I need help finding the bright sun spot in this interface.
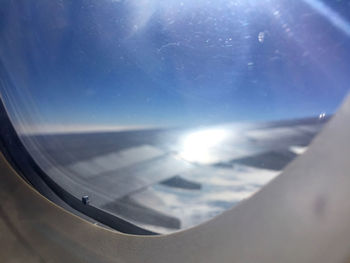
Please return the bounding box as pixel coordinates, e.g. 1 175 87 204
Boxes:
178 128 228 164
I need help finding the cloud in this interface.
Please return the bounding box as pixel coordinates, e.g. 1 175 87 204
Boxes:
18 124 158 135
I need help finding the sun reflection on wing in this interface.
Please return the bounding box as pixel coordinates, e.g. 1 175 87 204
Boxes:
178 128 229 164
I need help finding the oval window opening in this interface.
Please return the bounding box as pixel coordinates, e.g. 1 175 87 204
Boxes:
0 0 349 234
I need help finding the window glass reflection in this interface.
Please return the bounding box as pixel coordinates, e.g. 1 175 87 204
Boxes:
0 0 349 233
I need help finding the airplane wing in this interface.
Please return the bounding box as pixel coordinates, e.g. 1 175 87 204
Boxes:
20 117 328 233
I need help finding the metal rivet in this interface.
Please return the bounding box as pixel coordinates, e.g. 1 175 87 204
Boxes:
82 195 89 205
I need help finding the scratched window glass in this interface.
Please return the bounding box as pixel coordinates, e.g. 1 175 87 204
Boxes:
0 0 349 233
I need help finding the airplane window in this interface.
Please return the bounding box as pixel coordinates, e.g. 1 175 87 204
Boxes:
0 0 349 234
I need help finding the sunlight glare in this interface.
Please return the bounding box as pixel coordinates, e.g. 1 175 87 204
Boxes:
178 128 228 164
302 0 350 36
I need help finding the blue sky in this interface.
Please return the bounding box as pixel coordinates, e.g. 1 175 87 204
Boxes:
1 0 350 131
